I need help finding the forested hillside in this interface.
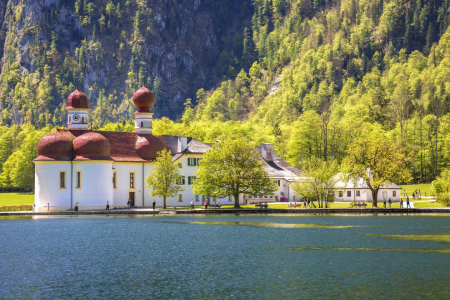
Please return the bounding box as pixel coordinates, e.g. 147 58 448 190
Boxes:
2 0 450 191
0 0 252 123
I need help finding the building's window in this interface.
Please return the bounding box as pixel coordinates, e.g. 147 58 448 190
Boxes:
393 191 397 197
265 196 268 199
69 117 71 124
347 191 351 197
202 195 206 202
177 176 186 185
275 196 279 202
293 195 297 201
356 190 360 197
195 195 200 202
130 172 135 189
76 171 81 189
113 171 117 189
59 171 66 189
188 157 202 166
178 163 182 168
188 176 196 185
212 197 217 203
178 194 183 202
274 180 280 186
338 191 343 197
228 196 233 202
141 121 143 127
82 117 84 123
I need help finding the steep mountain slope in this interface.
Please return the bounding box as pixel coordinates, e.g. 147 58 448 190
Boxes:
0 0 252 124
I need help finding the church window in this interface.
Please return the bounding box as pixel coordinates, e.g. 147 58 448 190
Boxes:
59 171 66 189
130 172 135 189
113 172 117 189
347 191 351 197
188 176 196 185
69 117 71 124
76 171 81 189
82 117 84 123
188 157 202 166
177 176 186 185
338 191 343 197
228 196 233 202
178 194 183 202
141 121 143 127
195 195 200 202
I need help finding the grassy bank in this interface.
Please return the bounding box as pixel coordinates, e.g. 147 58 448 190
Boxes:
399 183 433 197
0 193 34 206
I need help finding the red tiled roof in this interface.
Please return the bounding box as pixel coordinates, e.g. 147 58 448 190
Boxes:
35 129 167 162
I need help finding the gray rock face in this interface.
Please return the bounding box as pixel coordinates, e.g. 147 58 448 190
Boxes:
0 0 250 120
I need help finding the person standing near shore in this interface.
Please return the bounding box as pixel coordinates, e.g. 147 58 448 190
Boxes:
74 202 79 212
388 198 392 209
152 199 156 210
190 200 194 209
384 199 386 208
307 198 311 208
400 198 403 208
127 199 131 209
106 201 110 211
407 196 411 208
33 203 36 212
47 203 50 211
204 201 208 209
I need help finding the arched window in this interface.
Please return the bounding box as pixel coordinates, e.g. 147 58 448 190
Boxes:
69 117 71 124
141 121 143 128
82 117 84 123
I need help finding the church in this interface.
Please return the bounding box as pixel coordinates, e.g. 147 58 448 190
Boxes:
33 85 302 211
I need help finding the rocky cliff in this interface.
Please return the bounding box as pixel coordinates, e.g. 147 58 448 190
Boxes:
0 0 252 123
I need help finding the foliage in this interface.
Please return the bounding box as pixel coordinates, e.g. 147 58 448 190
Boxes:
291 157 340 208
192 136 277 208
145 149 184 209
431 168 450 206
341 130 412 207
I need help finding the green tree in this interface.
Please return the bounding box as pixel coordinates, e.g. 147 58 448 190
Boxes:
146 149 184 209
431 168 450 206
291 157 340 208
192 137 277 208
341 131 411 207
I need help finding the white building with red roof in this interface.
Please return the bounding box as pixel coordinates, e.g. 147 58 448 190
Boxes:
33 86 302 211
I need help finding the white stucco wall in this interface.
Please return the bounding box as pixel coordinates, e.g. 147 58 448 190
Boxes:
334 189 401 202
35 162 72 211
72 161 113 208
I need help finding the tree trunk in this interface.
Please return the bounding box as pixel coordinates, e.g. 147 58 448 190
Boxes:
234 192 240 208
372 188 378 208
163 196 166 209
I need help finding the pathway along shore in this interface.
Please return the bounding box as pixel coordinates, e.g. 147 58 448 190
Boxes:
1 207 450 216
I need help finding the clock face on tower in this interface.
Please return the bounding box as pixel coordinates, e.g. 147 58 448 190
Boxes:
73 114 80 123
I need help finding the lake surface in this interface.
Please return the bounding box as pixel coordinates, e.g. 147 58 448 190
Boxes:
1 214 450 299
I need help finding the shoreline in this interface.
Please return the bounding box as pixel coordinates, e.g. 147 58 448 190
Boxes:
1 207 450 216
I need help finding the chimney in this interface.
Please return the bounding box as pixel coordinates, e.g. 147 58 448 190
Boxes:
177 137 188 153
261 143 273 162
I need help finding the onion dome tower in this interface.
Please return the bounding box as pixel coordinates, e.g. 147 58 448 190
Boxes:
66 87 90 130
73 132 112 160
35 130 74 161
132 85 155 134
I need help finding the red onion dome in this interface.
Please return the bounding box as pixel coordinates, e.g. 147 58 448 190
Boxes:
136 134 166 161
73 132 112 161
35 130 74 161
132 85 155 112
66 86 90 109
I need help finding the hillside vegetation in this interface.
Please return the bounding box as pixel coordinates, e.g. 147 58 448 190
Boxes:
1 0 450 191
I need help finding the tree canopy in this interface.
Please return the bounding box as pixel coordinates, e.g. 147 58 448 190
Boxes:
341 130 412 207
192 137 277 208
145 149 184 209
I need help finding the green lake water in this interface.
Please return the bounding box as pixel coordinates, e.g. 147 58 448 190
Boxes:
1 214 450 299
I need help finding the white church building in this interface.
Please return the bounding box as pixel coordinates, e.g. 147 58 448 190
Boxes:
33 85 302 211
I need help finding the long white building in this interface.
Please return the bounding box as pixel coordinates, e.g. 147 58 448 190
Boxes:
33 86 302 211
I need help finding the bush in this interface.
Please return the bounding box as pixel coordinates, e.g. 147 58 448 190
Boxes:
0 205 33 211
